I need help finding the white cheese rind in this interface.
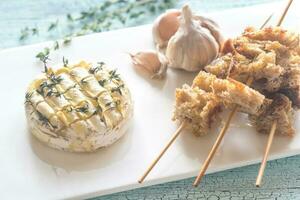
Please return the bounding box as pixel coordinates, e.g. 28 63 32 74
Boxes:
25 61 133 152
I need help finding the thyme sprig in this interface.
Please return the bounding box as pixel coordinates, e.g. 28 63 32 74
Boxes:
36 73 63 97
36 47 50 73
19 27 38 41
21 0 176 61
89 67 100 74
89 62 105 74
48 73 63 84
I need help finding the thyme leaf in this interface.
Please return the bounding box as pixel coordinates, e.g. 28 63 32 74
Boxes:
80 77 89 85
63 56 69 67
63 36 72 45
109 69 120 81
98 79 106 87
36 111 57 129
111 84 124 95
48 20 59 31
75 104 89 113
19 27 39 40
92 105 102 116
67 13 73 21
25 92 33 104
53 41 59 50
89 67 100 74
89 62 105 74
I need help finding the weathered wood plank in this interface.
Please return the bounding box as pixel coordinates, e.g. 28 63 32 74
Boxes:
95 156 300 200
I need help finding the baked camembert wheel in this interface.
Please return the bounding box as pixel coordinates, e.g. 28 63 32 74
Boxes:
25 61 133 152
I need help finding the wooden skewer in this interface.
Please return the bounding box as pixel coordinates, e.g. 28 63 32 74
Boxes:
260 13 274 29
255 0 293 187
276 0 293 26
138 122 186 183
193 106 238 186
193 77 254 187
194 0 294 187
255 121 277 187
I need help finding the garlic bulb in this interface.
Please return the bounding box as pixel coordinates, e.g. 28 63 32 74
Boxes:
130 50 168 79
152 9 181 49
166 5 222 72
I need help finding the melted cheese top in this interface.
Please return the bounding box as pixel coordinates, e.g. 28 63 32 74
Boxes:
25 61 131 135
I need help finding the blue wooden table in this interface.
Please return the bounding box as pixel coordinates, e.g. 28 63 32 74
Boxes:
1 0 300 199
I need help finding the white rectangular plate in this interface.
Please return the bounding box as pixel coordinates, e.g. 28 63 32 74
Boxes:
1 1 300 199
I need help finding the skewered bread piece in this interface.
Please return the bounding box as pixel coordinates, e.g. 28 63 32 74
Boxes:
192 71 267 115
234 27 300 100
173 71 270 135
25 61 133 152
278 63 300 107
249 94 295 136
173 85 221 136
206 26 300 107
205 51 284 85
242 27 299 49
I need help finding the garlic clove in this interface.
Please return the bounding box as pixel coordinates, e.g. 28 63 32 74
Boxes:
199 17 225 51
129 50 168 79
152 9 181 48
166 4 221 72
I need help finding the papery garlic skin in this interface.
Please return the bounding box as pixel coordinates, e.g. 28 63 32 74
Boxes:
197 16 225 51
130 50 168 79
152 9 181 49
166 5 221 72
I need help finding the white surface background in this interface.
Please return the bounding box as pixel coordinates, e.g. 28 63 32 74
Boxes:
0 1 300 199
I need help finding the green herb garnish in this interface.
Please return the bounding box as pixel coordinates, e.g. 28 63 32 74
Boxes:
111 84 124 95
63 56 69 67
36 111 57 129
92 105 103 116
48 20 59 31
25 92 33 104
98 79 107 87
75 104 89 113
36 47 50 73
105 101 116 108
80 77 89 85
53 41 59 50
20 0 176 62
109 69 120 81
48 73 63 84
